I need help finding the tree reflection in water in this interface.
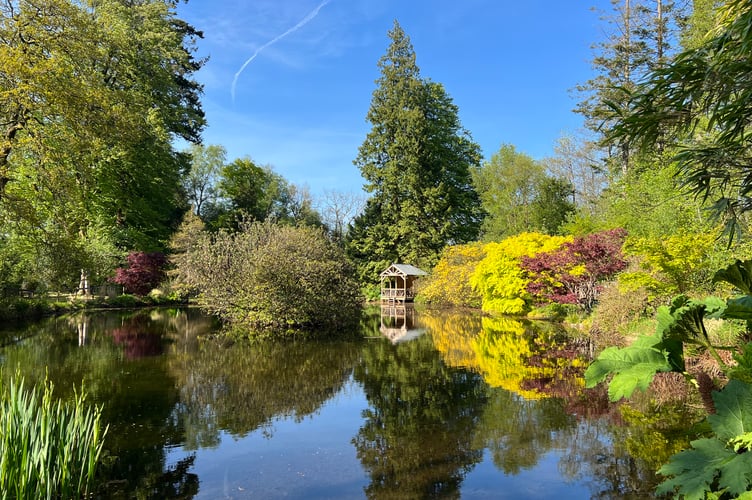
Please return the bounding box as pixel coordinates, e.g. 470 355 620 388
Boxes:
0 308 209 498
420 307 683 498
353 334 487 499
167 337 362 447
111 313 166 358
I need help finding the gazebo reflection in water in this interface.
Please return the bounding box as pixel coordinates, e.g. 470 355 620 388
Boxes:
379 303 426 343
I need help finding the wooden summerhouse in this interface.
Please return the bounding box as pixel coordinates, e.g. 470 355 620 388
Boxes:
380 263 427 303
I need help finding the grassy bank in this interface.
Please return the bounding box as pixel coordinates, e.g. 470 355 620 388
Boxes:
0 293 188 322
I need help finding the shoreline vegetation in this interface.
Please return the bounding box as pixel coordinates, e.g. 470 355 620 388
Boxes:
0 375 107 499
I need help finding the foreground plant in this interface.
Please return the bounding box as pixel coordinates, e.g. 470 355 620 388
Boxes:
585 260 752 498
0 375 108 499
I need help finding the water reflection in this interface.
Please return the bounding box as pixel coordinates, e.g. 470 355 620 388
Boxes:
379 304 426 343
422 309 586 401
354 333 487 498
0 307 696 498
168 338 361 445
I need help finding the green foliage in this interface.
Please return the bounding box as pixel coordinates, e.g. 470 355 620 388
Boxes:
0 0 204 289
347 21 483 281
184 144 226 219
473 144 575 238
105 294 139 309
183 221 362 334
473 144 545 240
620 231 719 299
419 242 485 308
530 176 576 235
657 380 752 499
166 210 207 298
587 259 752 498
714 259 752 295
585 295 727 401
608 0 752 238
584 332 678 401
470 232 570 315
0 375 107 499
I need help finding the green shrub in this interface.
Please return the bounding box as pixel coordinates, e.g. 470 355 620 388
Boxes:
0 375 107 498
360 283 381 303
105 294 139 308
183 221 362 333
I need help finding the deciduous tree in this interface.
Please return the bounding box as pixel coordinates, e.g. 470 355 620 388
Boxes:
113 252 168 296
0 0 205 289
472 144 544 240
184 144 226 219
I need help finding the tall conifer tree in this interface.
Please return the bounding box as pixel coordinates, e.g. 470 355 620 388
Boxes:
347 21 483 282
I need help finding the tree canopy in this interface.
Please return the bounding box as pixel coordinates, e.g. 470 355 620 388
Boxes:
608 0 752 238
0 0 205 290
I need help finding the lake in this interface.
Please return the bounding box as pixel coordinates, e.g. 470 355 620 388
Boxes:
0 306 691 499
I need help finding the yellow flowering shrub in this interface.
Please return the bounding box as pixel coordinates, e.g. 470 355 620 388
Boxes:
419 242 485 308
470 232 570 315
619 231 718 299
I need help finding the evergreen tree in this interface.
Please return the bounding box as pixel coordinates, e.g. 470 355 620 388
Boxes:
347 21 483 282
575 0 687 176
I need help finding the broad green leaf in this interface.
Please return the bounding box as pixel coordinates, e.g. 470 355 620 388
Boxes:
584 338 672 401
714 259 752 294
717 452 752 497
729 343 752 384
658 380 752 498
657 438 732 499
656 295 724 349
723 295 752 320
708 379 752 441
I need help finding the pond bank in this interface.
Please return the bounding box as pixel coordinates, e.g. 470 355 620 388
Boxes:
0 294 188 322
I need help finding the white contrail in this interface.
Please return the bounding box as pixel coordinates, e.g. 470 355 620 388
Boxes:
231 0 331 101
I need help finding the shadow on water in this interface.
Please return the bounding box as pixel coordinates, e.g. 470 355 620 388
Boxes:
0 306 698 499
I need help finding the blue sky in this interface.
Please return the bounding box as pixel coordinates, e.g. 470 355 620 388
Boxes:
176 0 613 196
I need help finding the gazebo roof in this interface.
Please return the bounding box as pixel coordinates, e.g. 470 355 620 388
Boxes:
380 263 427 278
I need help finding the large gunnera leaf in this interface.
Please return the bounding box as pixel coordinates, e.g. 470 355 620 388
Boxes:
714 259 752 294
584 334 674 401
656 295 725 349
657 380 752 498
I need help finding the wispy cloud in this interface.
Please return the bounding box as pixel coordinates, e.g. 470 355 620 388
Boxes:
231 0 331 102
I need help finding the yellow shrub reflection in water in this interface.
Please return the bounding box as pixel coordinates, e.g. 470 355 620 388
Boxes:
423 310 483 369
425 310 585 400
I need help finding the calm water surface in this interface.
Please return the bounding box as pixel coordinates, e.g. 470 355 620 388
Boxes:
0 306 689 499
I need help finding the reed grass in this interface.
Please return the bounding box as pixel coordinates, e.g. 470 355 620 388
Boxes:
0 375 108 499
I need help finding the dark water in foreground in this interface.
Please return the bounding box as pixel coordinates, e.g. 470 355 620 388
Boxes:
0 307 691 499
